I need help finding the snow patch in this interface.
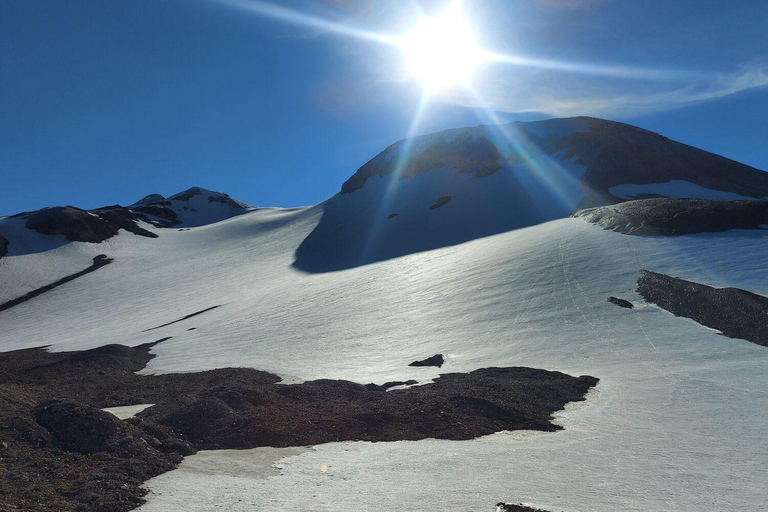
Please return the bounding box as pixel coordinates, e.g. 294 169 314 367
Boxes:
102 404 154 420
609 180 761 201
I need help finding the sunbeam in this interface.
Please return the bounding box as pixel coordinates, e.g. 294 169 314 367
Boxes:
216 0 400 45
482 51 692 81
359 93 431 265
214 0 683 92
463 84 597 213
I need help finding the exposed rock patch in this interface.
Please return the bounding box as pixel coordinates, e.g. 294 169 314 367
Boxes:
23 206 157 242
132 204 182 227
142 305 222 331
607 296 633 309
496 503 551 512
0 341 597 511
637 269 768 347
0 234 8 258
429 196 453 210
409 354 445 367
575 198 768 236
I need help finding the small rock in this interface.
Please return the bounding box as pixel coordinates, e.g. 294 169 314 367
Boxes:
409 354 445 368
607 296 634 309
429 196 452 210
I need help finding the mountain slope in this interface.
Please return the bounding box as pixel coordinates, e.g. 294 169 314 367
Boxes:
1 117 768 511
1 205 767 512
0 187 252 260
295 117 768 272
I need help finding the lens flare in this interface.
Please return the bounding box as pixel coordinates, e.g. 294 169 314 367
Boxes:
399 2 484 93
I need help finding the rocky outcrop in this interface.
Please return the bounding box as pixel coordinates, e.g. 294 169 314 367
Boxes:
0 234 8 258
607 296 633 308
409 354 445 367
575 198 768 236
0 340 597 511
23 206 156 242
131 204 181 226
429 196 452 210
637 270 768 347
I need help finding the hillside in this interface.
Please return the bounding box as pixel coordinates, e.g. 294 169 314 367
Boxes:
1 118 767 511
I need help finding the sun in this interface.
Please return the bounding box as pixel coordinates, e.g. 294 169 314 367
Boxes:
399 2 485 93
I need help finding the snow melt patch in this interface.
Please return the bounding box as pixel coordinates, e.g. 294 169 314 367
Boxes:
609 180 761 201
140 447 309 510
102 404 154 420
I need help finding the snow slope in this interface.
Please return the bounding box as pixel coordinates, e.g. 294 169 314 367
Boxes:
2 117 768 511
1 204 767 511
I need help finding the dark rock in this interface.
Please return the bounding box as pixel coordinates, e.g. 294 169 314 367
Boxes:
429 196 453 210
409 354 445 367
142 305 221 331
208 194 250 209
0 233 8 258
607 296 633 308
132 204 181 225
496 503 550 512
575 198 768 236
0 340 597 510
381 380 418 390
637 269 768 347
24 205 157 243
34 402 135 455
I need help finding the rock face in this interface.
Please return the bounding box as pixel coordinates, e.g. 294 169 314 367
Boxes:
575 198 768 236
0 234 8 258
295 117 768 272
637 270 768 347
0 341 597 511
24 206 157 242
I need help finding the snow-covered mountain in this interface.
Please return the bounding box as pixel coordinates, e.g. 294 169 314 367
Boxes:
0 187 252 260
1 118 768 512
296 117 768 271
130 187 253 228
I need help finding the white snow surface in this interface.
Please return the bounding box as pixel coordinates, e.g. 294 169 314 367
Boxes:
1 206 768 511
609 180 763 201
102 404 154 420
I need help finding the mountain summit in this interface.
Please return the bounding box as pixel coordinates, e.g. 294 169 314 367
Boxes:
294 117 768 272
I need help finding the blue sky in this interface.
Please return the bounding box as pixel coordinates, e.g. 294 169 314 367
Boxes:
1 0 767 215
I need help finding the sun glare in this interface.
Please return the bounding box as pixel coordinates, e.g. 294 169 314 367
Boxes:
399 2 485 93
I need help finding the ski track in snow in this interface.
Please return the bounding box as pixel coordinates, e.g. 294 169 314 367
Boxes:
1 208 768 512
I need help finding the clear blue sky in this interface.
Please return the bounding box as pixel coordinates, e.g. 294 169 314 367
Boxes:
1 0 767 215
